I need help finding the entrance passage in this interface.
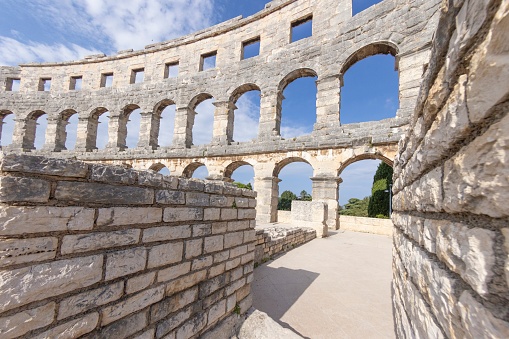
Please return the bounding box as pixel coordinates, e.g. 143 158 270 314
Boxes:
252 230 394 338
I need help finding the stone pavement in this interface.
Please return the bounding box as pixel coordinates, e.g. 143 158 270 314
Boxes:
251 230 395 339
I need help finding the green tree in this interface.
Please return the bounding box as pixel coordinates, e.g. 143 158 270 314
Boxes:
367 162 393 218
299 190 312 201
278 190 297 211
233 182 252 190
340 197 370 217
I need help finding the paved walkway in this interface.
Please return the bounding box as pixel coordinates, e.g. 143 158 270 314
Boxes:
251 230 395 339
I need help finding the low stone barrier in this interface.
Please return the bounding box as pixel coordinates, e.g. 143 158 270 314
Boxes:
254 227 316 266
339 215 393 236
0 153 257 339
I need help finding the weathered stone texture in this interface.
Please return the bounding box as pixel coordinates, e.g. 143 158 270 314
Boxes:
0 302 55 339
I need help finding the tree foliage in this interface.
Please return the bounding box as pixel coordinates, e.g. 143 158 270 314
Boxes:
277 190 312 210
367 162 393 218
340 197 370 217
233 182 252 190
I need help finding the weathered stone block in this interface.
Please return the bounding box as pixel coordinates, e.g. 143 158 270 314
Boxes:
90 164 137 184
97 207 162 226
0 177 50 203
238 208 256 219
175 311 207 339
224 232 244 249
503 228 509 288
55 181 154 205
178 178 205 191
156 306 192 338
0 206 94 235
33 312 99 339
0 154 89 177
105 248 147 280
147 242 183 268
138 171 178 189
163 207 203 222
61 229 140 254
156 190 186 204
192 223 212 237
157 262 191 283
0 302 55 338
204 235 224 253
143 225 191 243
0 255 103 312
94 310 148 339
150 287 198 323
126 272 156 294
0 237 57 268
204 208 221 220
186 192 210 206
221 208 237 220
227 220 250 232
185 239 203 259
165 270 207 295
208 299 226 325
192 255 213 271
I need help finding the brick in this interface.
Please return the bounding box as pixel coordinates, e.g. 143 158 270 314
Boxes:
175 311 206 339
126 272 156 294
0 206 94 235
207 299 226 325
238 208 256 219
156 190 185 204
192 256 213 271
210 196 229 207
93 310 148 339
55 181 154 205
192 223 211 237
227 220 249 232
156 306 192 338
106 248 147 280
138 171 178 189
0 302 55 338
230 245 248 258
166 270 207 295
178 178 205 191
97 207 162 226
220 208 237 220
163 207 203 222
0 255 103 312
234 197 249 208
0 237 57 268
143 225 191 242
90 164 137 184
58 282 124 320
209 263 225 278
61 229 140 254
186 192 210 206
148 242 183 268
185 238 203 259
204 235 224 253
158 262 191 283
0 176 50 202
204 208 220 220
1 154 88 177
211 222 227 234
33 312 99 339
150 287 198 323
224 232 244 248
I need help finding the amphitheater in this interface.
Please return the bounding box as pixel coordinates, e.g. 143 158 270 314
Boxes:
0 0 508 338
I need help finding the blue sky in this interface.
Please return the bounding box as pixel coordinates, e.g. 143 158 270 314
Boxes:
0 0 393 205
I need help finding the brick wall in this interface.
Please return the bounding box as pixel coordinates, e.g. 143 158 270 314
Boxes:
0 154 257 339
392 0 509 337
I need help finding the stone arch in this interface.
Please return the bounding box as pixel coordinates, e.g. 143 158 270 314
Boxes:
149 162 166 172
53 109 78 151
154 99 176 148
340 41 399 77
182 162 207 178
23 110 47 150
273 156 313 177
189 93 213 110
121 103 141 149
338 152 393 176
87 107 110 150
188 93 215 146
228 84 262 142
276 68 318 137
224 160 254 179
0 110 14 146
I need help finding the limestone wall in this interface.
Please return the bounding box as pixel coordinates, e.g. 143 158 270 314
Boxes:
392 0 509 337
0 153 257 339
340 215 393 236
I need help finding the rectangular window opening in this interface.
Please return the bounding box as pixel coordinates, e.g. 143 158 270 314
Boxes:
131 68 145 84
6 78 20 91
70 76 83 90
101 73 114 88
39 78 51 91
164 62 179 78
290 15 313 43
200 51 217 71
242 37 261 60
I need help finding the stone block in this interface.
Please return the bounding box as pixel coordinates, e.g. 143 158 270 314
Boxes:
204 208 221 220
156 190 186 204
163 207 203 222
178 178 205 191
55 181 154 205
148 242 183 268
204 182 223 194
0 302 55 338
61 229 140 254
227 220 250 232
165 270 207 295
93 310 148 339
192 224 212 237
212 222 228 234
209 263 226 278
234 197 249 208
150 287 198 323
101 286 165 325
175 311 206 339
157 262 191 283
290 201 327 238
33 312 99 339
138 171 178 189
238 209 256 219
0 237 57 268
192 256 213 271
106 248 147 280
207 299 226 325
156 306 192 338
127 272 156 294
503 228 509 288
204 235 224 253
225 258 241 271
210 196 229 207
0 206 94 235
224 232 244 249
185 239 203 259
0 177 50 203
186 192 210 206
0 255 103 312
58 282 124 320
221 208 238 220
0 154 89 177
90 164 137 184
134 329 156 339
143 225 191 243
97 207 162 226
230 245 248 258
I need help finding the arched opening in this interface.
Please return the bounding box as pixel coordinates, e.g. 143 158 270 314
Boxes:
61 110 78 150
182 162 208 179
124 104 141 149
154 99 176 147
27 110 47 150
278 69 318 138
274 158 313 221
190 93 215 146
90 108 110 150
225 161 255 189
230 84 261 142
150 163 170 176
352 0 383 16
0 111 15 147
340 43 399 124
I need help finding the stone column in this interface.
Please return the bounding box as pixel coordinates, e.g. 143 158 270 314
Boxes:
137 112 159 150
8 118 28 151
311 176 343 230
315 75 341 132
257 89 281 140
211 101 235 145
43 117 67 152
74 116 94 152
172 106 194 148
253 176 280 224
106 113 127 151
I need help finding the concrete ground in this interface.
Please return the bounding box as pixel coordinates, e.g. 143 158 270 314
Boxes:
251 230 395 339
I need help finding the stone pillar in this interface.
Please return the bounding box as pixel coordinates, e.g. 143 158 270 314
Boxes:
315 75 341 132
257 89 281 140
172 106 194 148
211 101 235 145
106 114 127 151
137 112 159 150
311 176 342 230
43 117 66 152
75 116 94 152
8 118 28 151
254 176 280 224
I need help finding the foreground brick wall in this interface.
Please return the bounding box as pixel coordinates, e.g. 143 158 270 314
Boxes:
0 154 256 338
392 0 509 338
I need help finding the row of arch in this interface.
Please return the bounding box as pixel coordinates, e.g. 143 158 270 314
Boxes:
0 42 399 151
